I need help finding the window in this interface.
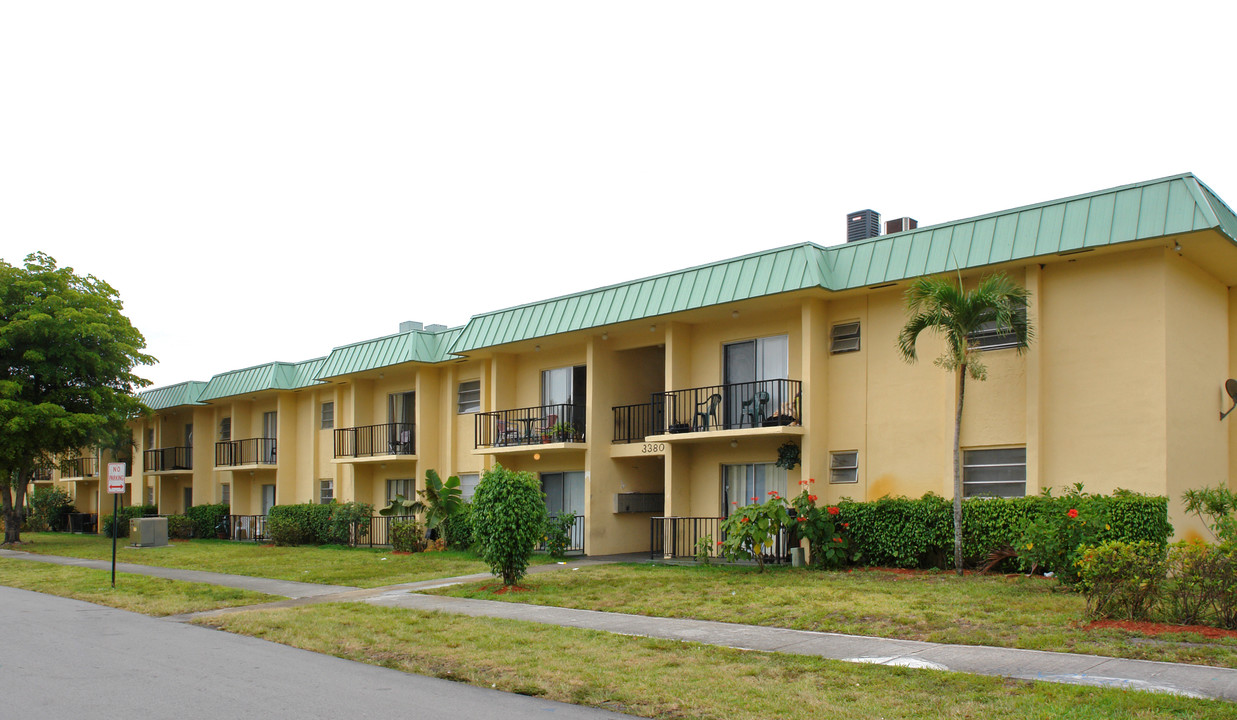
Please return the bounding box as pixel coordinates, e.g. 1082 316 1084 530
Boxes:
968 307 1027 351
145 428 155 450
219 417 231 442
458 473 480 501
386 478 414 503
962 447 1026 498
321 402 334 429
831 322 861 353
221 483 230 506
146 486 155 505
830 451 858 484
722 463 787 515
540 472 585 517
319 479 334 504
457 380 481 414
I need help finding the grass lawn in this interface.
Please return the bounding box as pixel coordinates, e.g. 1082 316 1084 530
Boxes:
429 563 1237 669
11 532 507 588
0 558 277 615
203 602 1233 719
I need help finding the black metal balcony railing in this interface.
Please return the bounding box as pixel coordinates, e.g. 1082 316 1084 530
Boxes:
475 403 586 448
651 516 790 562
31 466 54 482
612 402 654 444
215 438 277 467
652 379 801 435
59 457 99 479
143 447 193 472
228 515 269 542
334 423 415 458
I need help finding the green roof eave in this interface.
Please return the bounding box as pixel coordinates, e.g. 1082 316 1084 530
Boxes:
316 327 464 380
138 380 208 411
198 357 327 402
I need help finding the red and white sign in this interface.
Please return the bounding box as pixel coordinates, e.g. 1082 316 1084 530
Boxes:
107 463 126 494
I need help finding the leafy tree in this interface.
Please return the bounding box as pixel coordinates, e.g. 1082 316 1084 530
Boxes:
897 272 1032 575
471 463 546 586
0 253 153 544
377 469 464 543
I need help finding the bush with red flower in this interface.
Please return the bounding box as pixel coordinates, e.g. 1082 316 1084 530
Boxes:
788 490 854 568
718 493 790 572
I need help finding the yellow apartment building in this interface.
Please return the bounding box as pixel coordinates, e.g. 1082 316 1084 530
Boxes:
54 173 1237 554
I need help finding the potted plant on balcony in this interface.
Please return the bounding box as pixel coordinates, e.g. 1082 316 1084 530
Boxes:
549 421 576 443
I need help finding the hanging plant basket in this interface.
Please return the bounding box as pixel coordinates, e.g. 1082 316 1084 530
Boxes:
775 441 800 470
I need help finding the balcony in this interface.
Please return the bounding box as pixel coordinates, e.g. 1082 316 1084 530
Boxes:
617 379 804 444
333 422 416 461
59 457 99 480
475 403 586 452
30 466 54 482
144 447 193 473
215 438 277 468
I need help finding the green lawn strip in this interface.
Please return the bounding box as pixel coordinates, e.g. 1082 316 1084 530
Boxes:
12 533 508 587
202 603 1230 720
428 563 1237 669
0 558 277 616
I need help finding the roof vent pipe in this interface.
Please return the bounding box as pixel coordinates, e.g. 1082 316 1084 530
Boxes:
399 321 423 333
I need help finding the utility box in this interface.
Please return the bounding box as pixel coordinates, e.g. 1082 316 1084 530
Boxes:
129 517 168 548
614 492 665 514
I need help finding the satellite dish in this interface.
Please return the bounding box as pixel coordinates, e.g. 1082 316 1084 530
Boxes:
1223 380 1237 420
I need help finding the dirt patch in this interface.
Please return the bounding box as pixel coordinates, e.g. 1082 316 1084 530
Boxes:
479 584 531 595
1086 619 1237 640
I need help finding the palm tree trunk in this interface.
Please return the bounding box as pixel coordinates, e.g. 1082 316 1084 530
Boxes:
953 366 966 576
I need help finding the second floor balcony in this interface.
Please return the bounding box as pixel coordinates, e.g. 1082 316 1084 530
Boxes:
144 446 193 472
334 422 416 459
475 403 586 450
614 379 803 443
59 456 99 479
215 438 277 468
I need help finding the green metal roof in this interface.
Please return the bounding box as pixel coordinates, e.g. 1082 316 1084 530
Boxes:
316 327 463 379
198 357 327 402
450 173 1235 352
823 173 1236 290
450 244 830 352
138 381 207 410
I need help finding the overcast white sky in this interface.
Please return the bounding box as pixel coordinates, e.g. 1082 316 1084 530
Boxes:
3 2 1235 388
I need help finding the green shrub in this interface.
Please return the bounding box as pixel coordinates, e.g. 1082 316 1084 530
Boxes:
1160 540 1225 626
836 494 951 568
1077 540 1166 620
472 463 547 586
441 502 474 550
102 504 157 537
165 514 193 540
788 488 852 569
543 513 576 558
694 534 714 565
1212 544 1237 630
325 501 373 545
26 486 74 532
185 503 230 539
264 502 373 546
390 519 427 553
1182 485 1237 544
720 493 790 571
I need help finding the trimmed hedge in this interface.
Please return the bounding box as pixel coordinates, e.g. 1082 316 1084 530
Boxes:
266 502 374 546
441 503 474 550
166 514 193 539
836 490 1170 570
185 503 230 539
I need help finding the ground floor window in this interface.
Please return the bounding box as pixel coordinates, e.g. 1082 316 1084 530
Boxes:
221 483 230 505
458 473 480 502
319 479 334 504
962 447 1026 498
387 478 414 503
541 471 584 517
722 463 787 515
830 451 858 484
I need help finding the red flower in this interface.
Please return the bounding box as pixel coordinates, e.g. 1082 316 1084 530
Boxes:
842 522 849 529
827 506 840 516
808 494 817 503
768 491 779 496
796 517 807 523
731 501 737 505
716 540 723 545
740 517 750 524
809 478 816 484
751 497 758 502
833 537 843 543
1067 508 1079 519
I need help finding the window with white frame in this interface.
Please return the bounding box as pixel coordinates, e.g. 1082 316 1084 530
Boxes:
458 473 480 501
721 463 787 515
830 451 858 484
219 417 231 442
221 483 231 506
320 402 334 429
831 321 861 353
457 380 481 414
386 478 414 504
962 447 1026 498
319 479 334 505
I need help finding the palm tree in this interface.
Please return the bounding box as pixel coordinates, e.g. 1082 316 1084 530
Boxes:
897 273 1032 575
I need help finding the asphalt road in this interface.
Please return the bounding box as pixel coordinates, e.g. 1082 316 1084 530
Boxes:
0 586 636 720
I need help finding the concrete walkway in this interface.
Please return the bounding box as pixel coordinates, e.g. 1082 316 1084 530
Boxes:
5 548 1236 702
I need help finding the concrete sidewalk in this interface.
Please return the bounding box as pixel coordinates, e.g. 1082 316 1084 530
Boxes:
369 591 1237 702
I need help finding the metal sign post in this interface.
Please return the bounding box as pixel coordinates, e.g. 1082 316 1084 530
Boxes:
106 463 126 588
